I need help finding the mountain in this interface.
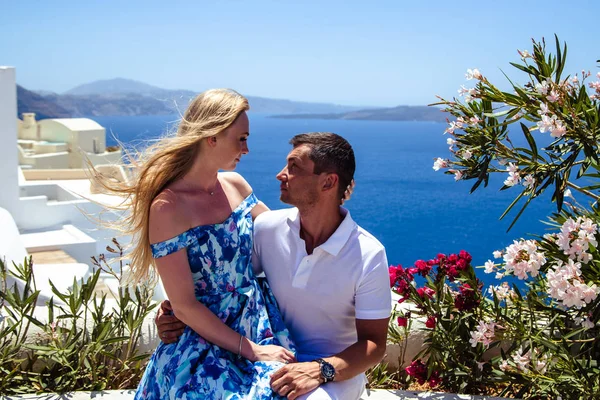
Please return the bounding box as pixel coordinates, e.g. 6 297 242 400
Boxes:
17 85 71 119
61 78 370 116
271 105 447 122
18 78 442 120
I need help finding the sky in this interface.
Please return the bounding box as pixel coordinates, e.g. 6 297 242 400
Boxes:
1 0 599 107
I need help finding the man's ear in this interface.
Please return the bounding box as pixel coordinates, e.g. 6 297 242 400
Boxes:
322 173 339 192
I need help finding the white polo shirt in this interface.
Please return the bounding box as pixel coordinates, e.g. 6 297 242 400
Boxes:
252 207 391 362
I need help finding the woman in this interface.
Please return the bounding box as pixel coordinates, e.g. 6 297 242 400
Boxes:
97 89 295 399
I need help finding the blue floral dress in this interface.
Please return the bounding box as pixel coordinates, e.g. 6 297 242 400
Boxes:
135 193 295 400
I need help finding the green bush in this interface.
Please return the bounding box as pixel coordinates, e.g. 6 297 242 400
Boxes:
0 240 157 394
383 36 600 399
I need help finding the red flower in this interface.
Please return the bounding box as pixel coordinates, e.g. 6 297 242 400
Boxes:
417 287 435 299
389 265 414 288
405 359 428 384
459 250 472 263
414 259 432 277
397 316 408 327
425 315 437 329
454 283 481 311
428 370 442 387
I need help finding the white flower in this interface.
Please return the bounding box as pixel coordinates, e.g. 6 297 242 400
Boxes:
506 162 519 173
564 189 574 199
462 149 472 160
547 90 560 103
469 320 496 348
433 158 448 171
499 360 511 372
550 119 567 138
495 272 504 279
523 174 535 188
484 260 495 273
504 172 521 187
453 170 463 181
445 120 464 134
512 347 531 372
581 318 595 329
447 138 457 146
547 258 600 308
469 116 481 126
518 49 532 59
458 85 470 95
535 80 551 95
466 68 482 80
556 217 598 264
537 114 556 133
503 239 546 280
538 103 549 116
493 250 503 259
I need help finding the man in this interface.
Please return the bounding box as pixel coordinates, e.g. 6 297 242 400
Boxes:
157 133 391 399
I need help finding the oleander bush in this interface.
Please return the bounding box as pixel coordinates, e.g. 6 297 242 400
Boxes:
0 240 157 394
373 36 600 399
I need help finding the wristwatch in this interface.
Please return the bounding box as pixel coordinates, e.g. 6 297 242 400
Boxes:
315 358 336 383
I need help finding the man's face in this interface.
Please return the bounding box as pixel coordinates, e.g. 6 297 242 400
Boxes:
276 144 321 207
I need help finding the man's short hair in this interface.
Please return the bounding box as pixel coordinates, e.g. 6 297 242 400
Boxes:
290 132 355 201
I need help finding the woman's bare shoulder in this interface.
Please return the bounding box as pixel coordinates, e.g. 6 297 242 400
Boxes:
149 190 188 243
219 171 252 197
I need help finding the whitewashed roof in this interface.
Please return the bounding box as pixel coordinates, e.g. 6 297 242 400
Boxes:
45 118 104 131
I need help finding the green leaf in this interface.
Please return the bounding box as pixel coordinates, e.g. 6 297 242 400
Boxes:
520 123 538 159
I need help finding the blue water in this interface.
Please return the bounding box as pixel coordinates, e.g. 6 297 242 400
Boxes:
91 114 558 287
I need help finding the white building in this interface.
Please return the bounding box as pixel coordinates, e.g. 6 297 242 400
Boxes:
0 66 168 308
17 113 122 169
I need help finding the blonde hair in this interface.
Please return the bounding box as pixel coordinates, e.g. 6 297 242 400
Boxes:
92 88 249 284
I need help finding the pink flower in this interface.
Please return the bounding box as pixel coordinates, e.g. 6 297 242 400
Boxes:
397 316 408 327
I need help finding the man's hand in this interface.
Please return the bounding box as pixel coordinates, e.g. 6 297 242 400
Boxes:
156 300 186 344
270 361 321 400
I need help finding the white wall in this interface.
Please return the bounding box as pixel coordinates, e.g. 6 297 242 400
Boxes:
0 67 19 214
23 152 70 169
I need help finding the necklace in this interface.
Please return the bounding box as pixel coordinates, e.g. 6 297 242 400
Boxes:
181 178 218 196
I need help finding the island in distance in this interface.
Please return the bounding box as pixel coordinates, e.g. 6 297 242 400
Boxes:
270 105 446 122
18 77 446 122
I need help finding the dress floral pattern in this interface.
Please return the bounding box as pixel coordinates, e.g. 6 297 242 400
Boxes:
135 193 295 400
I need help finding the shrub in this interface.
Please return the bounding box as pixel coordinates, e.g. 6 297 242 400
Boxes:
385 36 599 399
0 240 157 394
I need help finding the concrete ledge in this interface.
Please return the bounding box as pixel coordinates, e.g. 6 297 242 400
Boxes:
0 389 510 399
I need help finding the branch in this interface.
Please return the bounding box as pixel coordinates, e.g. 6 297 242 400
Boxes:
566 182 600 201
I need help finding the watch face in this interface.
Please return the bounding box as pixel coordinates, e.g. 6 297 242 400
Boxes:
322 362 335 379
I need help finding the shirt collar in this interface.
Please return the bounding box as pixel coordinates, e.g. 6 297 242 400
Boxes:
286 207 357 256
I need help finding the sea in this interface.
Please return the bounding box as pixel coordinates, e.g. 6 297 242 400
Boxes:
90 113 559 288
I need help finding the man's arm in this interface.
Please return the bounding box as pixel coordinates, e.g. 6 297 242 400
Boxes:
271 247 391 399
270 317 388 399
156 300 186 343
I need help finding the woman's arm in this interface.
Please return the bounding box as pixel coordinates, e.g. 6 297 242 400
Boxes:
149 196 291 362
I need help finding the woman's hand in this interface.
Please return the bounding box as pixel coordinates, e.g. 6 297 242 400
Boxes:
247 342 296 364
341 179 355 205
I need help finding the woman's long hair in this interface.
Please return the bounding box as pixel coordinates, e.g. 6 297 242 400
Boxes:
92 88 249 284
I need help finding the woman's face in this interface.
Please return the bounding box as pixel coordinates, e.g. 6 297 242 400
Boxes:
215 111 250 170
